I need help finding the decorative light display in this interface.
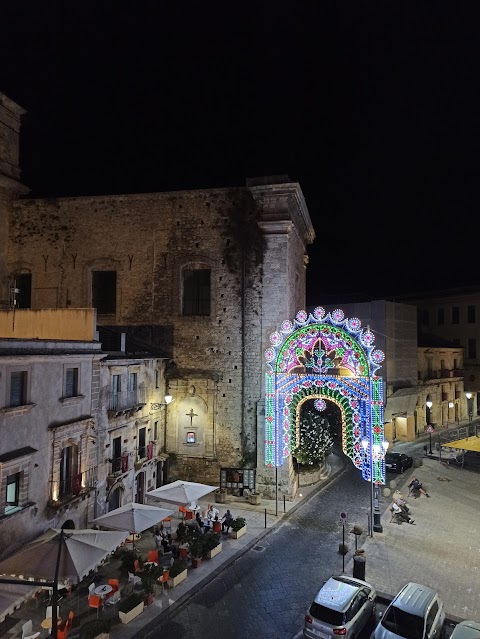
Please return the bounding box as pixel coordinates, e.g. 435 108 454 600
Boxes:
264 308 385 485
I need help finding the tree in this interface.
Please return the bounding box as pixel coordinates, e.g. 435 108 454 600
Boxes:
292 411 334 466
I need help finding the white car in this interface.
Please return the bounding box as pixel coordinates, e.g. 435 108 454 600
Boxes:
303 574 377 639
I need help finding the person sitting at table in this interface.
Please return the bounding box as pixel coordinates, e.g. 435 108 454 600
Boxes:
193 512 205 534
206 504 220 521
221 509 234 533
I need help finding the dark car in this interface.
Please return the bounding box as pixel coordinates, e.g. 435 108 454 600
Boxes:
385 452 413 474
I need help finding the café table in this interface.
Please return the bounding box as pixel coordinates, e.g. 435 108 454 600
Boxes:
94 584 113 598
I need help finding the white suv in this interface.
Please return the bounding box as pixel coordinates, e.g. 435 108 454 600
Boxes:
371 582 445 639
303 574 377 639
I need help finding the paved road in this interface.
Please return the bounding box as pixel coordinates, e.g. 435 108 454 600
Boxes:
137 455 380 639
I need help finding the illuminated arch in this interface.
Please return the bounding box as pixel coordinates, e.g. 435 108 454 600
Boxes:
264 307 386 484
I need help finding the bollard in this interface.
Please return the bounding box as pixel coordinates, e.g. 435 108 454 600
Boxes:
283 495 286 513
353 554 366 580
264 508 267 528
383 487 391 498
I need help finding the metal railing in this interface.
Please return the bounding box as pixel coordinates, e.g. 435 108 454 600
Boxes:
108 387 145 411
49 466 97 507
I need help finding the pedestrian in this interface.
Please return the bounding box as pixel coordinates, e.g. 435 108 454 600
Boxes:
408 476 430 498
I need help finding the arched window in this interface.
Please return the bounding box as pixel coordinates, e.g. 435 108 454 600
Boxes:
182 265 210 316
59 444 79 497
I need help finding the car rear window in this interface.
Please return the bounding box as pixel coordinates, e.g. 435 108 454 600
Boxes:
309 602 345 626
381 605 424 639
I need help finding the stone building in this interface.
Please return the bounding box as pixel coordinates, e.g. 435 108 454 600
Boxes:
0 92 315 499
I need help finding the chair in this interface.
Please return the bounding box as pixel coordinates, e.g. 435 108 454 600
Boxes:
185 510 194 520
22 621 40 639
147 550 159 563
162 516 172 533
178 505 187 520
128 572 142 588
157 569 169 594
212 521 222 533
107 578 119 594
88 583 96 597
88 594 102 618
105 589 120 610
133 559 141 573
57 613 73 639
179 547 190 560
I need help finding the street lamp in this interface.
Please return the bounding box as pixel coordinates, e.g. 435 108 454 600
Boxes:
150 394 174 452
361 439 388 536
466 392 473 423
426 400 433 454
361 439 372 536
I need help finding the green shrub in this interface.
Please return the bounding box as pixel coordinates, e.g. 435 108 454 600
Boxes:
79 620 111 639
169 558 187 578
201 532 221 557
230 516 246 532
117 592 144 614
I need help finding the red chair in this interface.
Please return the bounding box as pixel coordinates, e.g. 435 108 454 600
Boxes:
179 547 190 560
107 579 119 598
162 516 172 533
213 521 222 533
185 510 194 520
178 505 187 521
134 559 141 573
88 595 102 618
147 550 159 563
157 569 169 594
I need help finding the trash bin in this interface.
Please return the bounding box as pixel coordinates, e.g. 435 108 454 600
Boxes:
353 554 366 580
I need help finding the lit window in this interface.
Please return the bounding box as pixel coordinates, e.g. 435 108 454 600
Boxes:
186 432 196 444
6 473 20 512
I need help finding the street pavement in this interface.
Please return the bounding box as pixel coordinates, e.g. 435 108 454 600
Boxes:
105 440 480 639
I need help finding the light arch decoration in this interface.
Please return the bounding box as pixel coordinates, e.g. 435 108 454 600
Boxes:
264 307 386 484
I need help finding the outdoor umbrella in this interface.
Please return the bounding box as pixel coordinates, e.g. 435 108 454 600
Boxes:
91 502 175 534
145 480 218 506
0 528 129 584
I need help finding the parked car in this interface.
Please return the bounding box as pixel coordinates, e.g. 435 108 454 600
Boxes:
371 582 445 639
450 620 480 638
303 574 376 639
385 452 413 474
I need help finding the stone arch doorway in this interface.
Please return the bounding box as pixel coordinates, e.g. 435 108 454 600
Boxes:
264 307 386 495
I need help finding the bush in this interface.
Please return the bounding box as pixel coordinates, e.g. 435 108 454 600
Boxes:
117 592 144 614
119 548 137 575
230 517 246 532
80 620 111 639
169 558 188 578
139 562 162 594
201 532 221 557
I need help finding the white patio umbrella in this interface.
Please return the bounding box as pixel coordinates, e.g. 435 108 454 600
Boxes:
91 502 175 534
0 528 129 584
145 480 218 506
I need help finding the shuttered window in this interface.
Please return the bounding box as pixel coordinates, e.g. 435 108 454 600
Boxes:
10 371 27 407
65 368 79 398
183 268 211 316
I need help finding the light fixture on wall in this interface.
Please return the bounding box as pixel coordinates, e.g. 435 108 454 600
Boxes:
150 394 174 454
466 392 473 423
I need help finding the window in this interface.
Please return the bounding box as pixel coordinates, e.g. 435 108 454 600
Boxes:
421 309 429 326
154 421 158 440
186 432 196 443
65 368 79 398
468 339 476 359
452 307 460 324
11 274 32 308
6 473 20 512
437 308 445 325
138 427 146 459
111 374 121 410
468 305 476 323
183 268 211 316
112 436 122 473
10 371 27 407
426 601 439 634
60 444 79 497
92 271 117 314
155 369 159 389
128 373 137 391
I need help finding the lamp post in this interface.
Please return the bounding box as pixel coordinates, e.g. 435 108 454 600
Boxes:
150 394 173 452
361 439 373 537
426 400 433 454
466 392 473 423
362 438 388 536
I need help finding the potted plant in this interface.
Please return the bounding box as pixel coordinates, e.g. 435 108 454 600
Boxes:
168 558 188 588
188 531 204 568
139 562 161 605
201 531 222 559
248 490 262 505
214 488 227 504
79 619 111 639
230 516 247 539
118 592 144 624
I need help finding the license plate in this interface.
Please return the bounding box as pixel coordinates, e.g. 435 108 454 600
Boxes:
310 630 329 639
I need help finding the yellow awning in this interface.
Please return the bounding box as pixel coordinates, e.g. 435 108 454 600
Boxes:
442 437 480 453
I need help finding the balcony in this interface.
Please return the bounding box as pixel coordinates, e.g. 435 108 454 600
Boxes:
110 453 129 475
48 466 97 507
107 387 146 415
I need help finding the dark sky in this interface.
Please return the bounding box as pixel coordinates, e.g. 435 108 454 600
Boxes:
1 2 479 304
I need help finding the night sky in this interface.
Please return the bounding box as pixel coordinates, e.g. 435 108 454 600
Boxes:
1 2 479 305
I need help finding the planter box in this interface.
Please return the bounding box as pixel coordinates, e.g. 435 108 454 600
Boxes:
207 542 222 559
119 601 144 624
248 493 261 505
144 592 155 606
191 557 202 568
231 525 246 539
214 492 227 504
168 568 188 588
